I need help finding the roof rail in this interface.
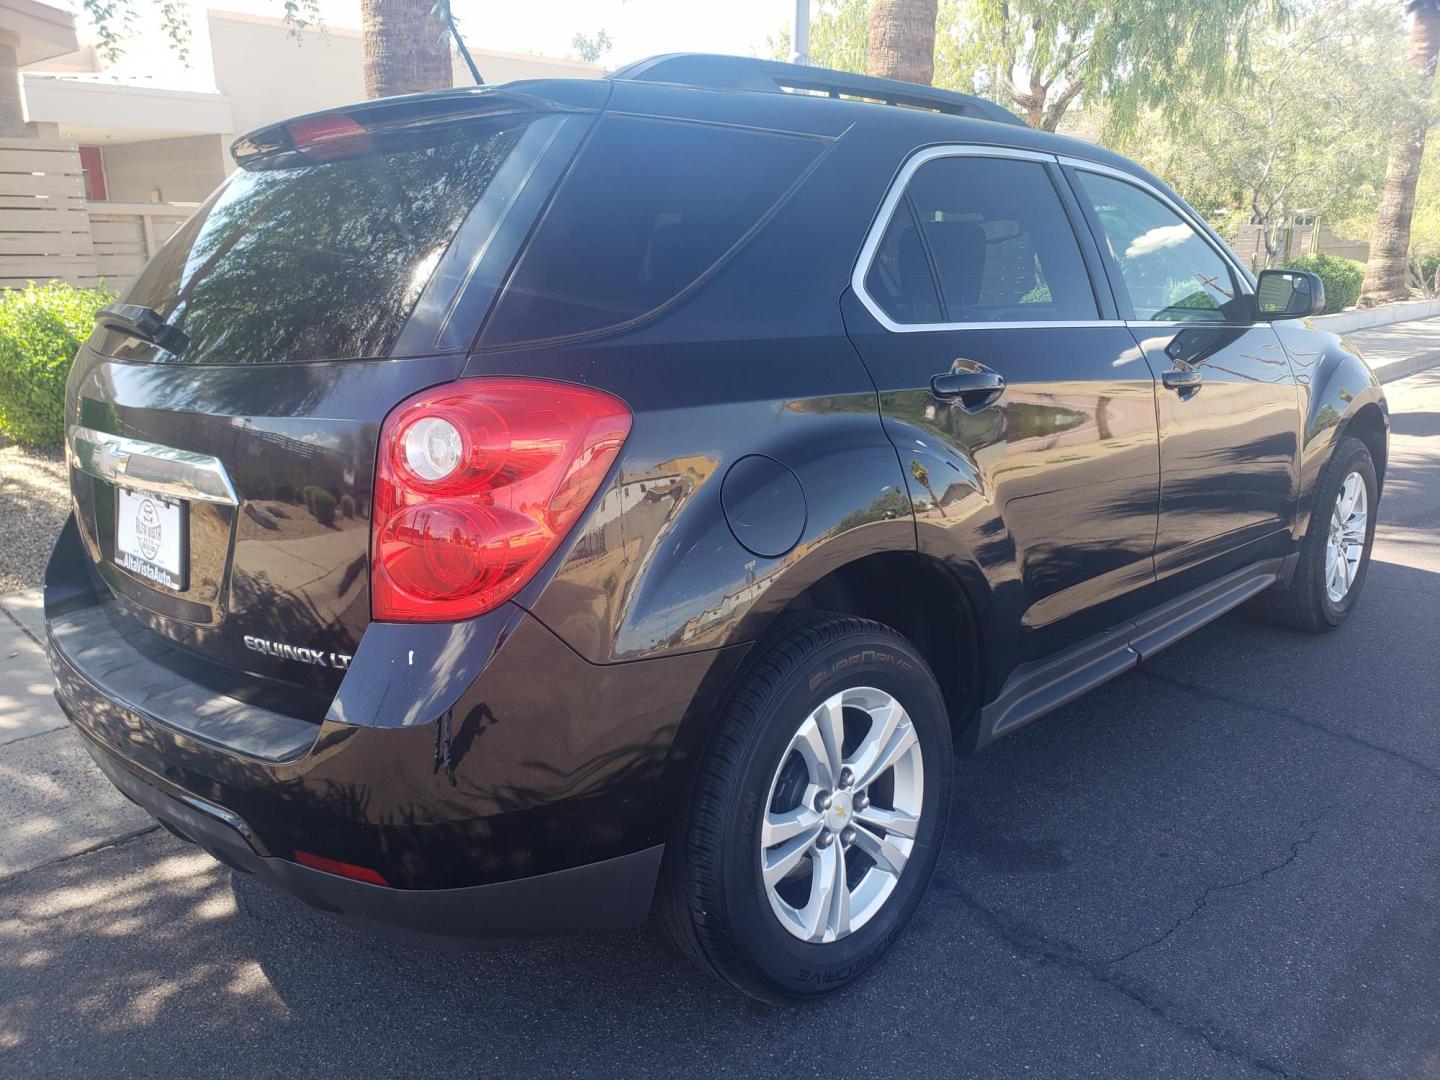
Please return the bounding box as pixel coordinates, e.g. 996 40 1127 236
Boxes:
610 53 1025 127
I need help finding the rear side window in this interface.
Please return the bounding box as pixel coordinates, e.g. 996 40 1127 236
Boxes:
901 156 1099 323
105 115 534 365
864 202 944 324
479 116 824 346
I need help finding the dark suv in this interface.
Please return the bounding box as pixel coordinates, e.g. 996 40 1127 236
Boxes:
46 54 1387 1001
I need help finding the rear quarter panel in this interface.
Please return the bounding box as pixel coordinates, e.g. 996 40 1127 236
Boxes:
463 93 944 665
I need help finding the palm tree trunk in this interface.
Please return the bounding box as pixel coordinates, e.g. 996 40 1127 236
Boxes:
1361 0 1440 304
866 0 939 86
361 0 453 100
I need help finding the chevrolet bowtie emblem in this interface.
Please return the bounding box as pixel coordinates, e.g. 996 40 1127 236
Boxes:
96 439 130 479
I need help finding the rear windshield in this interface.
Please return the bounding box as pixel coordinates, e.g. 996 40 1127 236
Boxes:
103 115 533 365
478 115 824 346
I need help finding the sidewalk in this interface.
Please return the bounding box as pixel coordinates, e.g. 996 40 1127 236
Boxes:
1343 316 1440 383
0 591 152 881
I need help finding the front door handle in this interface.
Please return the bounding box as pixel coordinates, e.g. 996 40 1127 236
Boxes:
1162 368 1203 394
930 367 1006 412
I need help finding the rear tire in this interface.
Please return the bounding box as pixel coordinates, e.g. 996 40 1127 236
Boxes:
659 612 953 1002
1264 436 1377 632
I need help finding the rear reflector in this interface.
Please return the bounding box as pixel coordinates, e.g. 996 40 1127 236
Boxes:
371 377 632 622
292 849 389 886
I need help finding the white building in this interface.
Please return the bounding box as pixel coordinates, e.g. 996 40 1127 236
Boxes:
1 3 602 290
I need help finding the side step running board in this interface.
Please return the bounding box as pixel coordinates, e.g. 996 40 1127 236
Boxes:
973 555 1297 749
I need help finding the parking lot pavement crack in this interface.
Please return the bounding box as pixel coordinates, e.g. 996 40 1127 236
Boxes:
1138 668 1440 787
1106 807 1334 968
0 823 161 890
0 721 74 748
941 881 1301 1078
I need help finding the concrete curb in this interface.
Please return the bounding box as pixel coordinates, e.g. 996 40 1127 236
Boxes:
1376 347 1440 385
1313 298 1440 334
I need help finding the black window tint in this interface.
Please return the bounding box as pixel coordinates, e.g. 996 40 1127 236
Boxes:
480 116 823 345
903 156 1098 323
863 200 943 324
108 116 532 365
1076 171 1242 323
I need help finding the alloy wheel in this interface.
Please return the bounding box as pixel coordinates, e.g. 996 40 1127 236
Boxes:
1325 471 1368 603
759 686 924 943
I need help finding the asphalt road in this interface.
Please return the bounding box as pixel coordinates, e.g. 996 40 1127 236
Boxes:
3 368 1439 1079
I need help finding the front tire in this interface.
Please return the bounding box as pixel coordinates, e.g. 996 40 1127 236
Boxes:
660 613 953 1002
1265 435 1377 632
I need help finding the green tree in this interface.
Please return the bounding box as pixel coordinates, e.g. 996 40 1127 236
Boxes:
1109 1 1408 268
953 0 1289 132
776 0 1287 133
771 0 868 71
571 28 613 64
81 0 459 99
82 0 320 62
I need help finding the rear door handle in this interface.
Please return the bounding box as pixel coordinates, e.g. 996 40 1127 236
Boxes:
1162 368 1203 394
930 367 1006 412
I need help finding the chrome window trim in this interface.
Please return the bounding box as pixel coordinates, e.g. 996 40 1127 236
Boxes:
851 144 1120 334
68 425 240 506
869 319 1124 331
1058 156 1256 299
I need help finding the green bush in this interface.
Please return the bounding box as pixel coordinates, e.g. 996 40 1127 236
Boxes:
0 281 112 446
303 485 336 527
1282 253 1364 314
1416 251 1440 292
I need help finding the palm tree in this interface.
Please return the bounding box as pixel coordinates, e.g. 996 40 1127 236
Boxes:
865 0 939 85
361 0 453 99
909 459 947 516
1361 0 1440 304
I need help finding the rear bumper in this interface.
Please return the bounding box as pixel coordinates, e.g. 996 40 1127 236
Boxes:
44 515 738 943
78 730 662 947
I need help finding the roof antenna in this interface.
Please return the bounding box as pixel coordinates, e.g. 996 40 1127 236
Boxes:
443 1 484 85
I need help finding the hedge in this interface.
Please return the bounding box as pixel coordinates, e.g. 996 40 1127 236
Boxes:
303 484 337 527
1281 253 1364 314
0 282 113 446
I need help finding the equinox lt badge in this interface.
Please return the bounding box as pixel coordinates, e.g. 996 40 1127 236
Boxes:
243 635 352 669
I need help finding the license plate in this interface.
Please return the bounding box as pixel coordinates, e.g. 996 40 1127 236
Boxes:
114 487 188 592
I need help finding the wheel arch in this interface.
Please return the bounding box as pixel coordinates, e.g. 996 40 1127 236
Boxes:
657 549 990 823
775 550 984 743
1279 323 1389 537
1339 401 1389 492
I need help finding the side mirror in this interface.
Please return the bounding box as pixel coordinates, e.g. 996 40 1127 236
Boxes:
1255 269 1326 320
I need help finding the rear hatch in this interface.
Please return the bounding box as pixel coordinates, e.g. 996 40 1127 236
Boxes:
63 85 601 705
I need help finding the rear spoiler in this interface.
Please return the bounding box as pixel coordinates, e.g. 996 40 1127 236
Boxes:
231 81 609 170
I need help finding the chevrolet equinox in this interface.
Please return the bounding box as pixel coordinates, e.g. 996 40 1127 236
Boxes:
46 54 1388 1002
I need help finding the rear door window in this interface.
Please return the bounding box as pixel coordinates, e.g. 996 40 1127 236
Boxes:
898 155 1100 324
478 116 825 346
102 114 537 365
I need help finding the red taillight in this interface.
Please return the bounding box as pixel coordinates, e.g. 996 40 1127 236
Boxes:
292 849 389 886
371 378 631 622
